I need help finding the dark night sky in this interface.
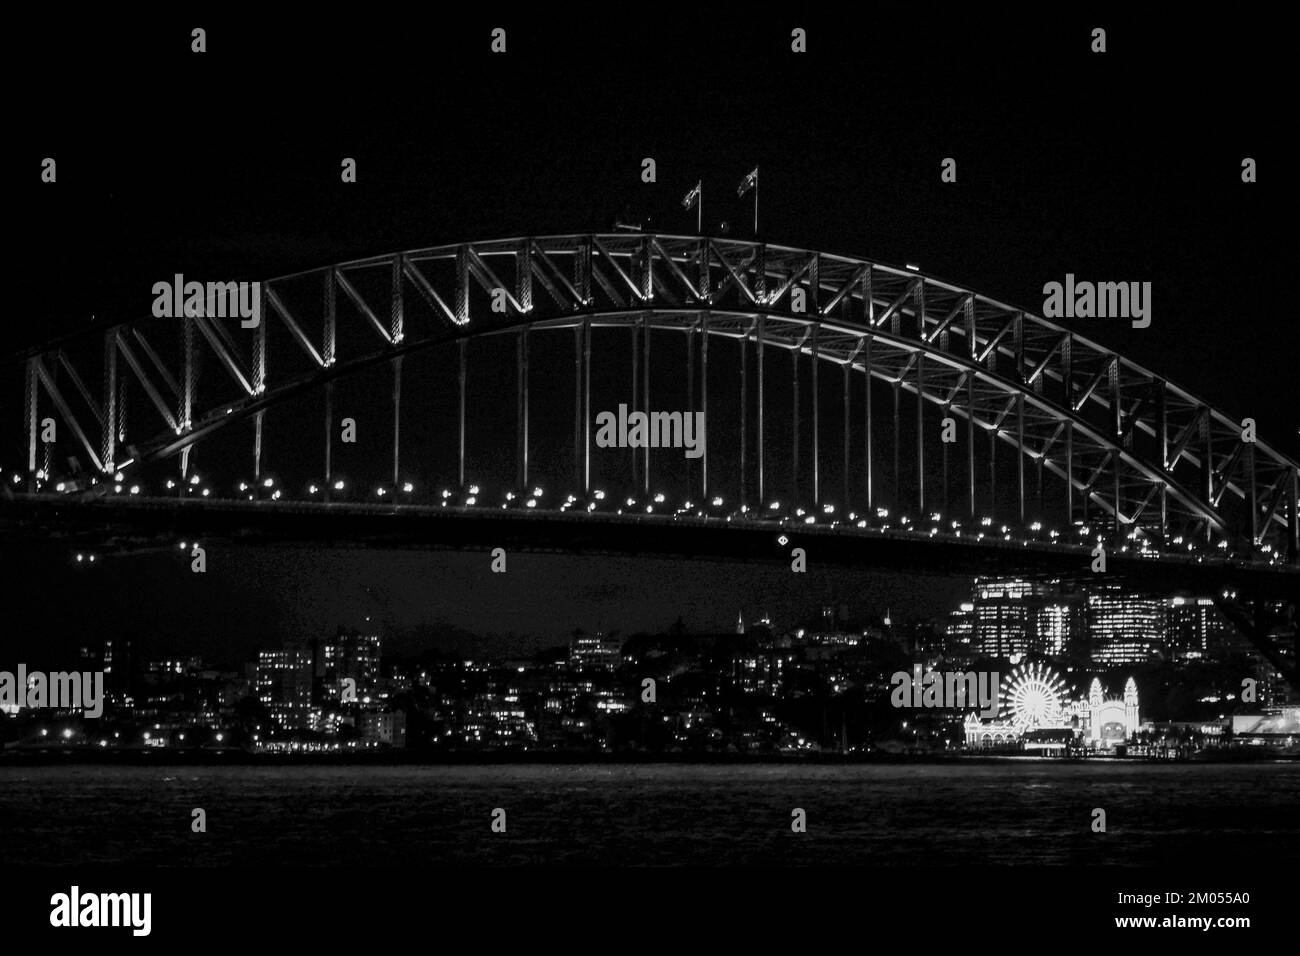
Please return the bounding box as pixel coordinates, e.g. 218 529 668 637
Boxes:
5 9 1292 667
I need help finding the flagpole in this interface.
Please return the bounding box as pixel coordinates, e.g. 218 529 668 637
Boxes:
738 168 758 236
683 181 703 234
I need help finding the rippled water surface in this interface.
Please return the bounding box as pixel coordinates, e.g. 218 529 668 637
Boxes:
3 762 1296 866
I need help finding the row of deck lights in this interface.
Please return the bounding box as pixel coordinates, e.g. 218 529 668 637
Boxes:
20 464 1287 566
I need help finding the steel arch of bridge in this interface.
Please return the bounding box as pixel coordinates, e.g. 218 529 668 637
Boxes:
11 233 1300 568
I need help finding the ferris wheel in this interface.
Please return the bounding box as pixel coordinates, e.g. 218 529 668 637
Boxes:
1000 662 1069 731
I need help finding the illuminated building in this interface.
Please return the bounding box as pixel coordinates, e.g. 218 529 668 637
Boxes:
1231 706 1300 749
311 630 381 704
1252 612 1297 705
255 649 313 730
962 664 1141 752
1081 677 1140 746
464 692 536 747
945 602 976 657
962 712 1020 748
144 658 204 678
80 638 134 704
360 710 408 748
1166 596 1235 661
964 662 1071 748
973 578 1043 657
593 688 629 713
102 639 126 683
969 578 1081 659
797 605 883 648
1035 601 1076 658
1087 586 1165 664
569 630 622 671
736 654 784 696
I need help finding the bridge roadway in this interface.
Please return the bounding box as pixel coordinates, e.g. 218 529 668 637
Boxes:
3 493 1296 602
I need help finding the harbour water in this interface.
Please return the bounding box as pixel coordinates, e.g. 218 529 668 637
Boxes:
3 761 1297 867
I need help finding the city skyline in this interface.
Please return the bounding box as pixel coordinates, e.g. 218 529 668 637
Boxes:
1 541 977 666
6 570 1291 759
7 544 1286 671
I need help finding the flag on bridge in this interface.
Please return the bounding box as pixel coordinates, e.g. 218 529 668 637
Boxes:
737 167 758 197
737 167 759 234
682 181 702 232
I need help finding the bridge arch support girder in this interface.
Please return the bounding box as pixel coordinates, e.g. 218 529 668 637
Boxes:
511 308 1228 537
110 305 1242 552
15 234 1297 563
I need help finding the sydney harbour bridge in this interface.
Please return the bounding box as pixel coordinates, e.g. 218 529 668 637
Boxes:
3 234 1297 679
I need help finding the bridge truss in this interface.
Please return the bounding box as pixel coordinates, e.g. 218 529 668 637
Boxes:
9 234 1295 571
